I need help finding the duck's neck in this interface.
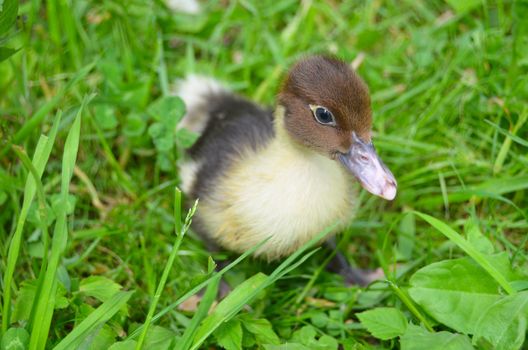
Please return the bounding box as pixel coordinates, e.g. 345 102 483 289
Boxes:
257 104 347 183
273 105 289 139
271 105 313 158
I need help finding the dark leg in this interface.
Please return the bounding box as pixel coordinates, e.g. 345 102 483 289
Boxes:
324 238 383 286
215 259 233 299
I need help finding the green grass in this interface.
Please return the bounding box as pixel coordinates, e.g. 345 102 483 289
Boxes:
1 0 528 349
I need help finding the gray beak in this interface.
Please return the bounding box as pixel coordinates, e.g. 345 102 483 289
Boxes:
338 133 397 200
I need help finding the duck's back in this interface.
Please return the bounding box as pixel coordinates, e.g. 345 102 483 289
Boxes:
176 76 274 200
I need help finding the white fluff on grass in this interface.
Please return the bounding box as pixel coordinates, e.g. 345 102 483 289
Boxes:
166 0 201 14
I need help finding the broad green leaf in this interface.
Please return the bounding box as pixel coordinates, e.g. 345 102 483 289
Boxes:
0 0 18 35
289 325 338 349
290 326 316 344
53 277 70 310
473 291 528 350
50 193 76 216
0 46 18 62
397 212 415 260
12 281 37 322
316 336 338 349
13 278 69 322
242 331 256 348
400 324 473 350
109 340 137 350
240 316 280 345
123 113 147 137
143 326 178 350
156 152 173 171
79 276 122 302
119 80 151 109
264 345 309 350
93 104 118 130
79 325 115 350
52 291 133 350
147 95 185 126
310 313 327 328
27 200 55 226
0 328 29 350
408 254 519 334
148 123 173 152
55 295 69 309
465 219 494 254
356 307 408 340
512 280 528 292
413 211 515 294
215 319 243 350
27 240 43 258
56 265 71 294
175 127 199 149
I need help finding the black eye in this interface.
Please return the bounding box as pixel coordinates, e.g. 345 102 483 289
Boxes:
311 106 336 126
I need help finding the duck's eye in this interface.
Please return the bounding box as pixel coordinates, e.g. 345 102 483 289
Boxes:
310 105 336 126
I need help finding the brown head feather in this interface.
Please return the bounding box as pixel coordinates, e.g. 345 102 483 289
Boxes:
278 56 372 157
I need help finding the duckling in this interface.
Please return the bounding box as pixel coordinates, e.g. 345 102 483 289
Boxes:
177 56 396 267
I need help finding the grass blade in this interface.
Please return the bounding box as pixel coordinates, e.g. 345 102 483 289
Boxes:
485 118 528 148
126 237 271 341
60 0 81 70
10 146 51 330
135 189 195 350
491 109 528 174
387 280 434 332
1 111 62 333
46 0 60 45
188 223 336 349
87 114 137 198
180 276 221 349
190 274 267 350
52 291 134 350
1 61 94 156
28 100 85 350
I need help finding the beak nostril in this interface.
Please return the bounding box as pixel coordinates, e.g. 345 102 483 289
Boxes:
338 143 397 200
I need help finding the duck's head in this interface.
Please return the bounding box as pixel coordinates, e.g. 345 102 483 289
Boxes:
278 56 397 200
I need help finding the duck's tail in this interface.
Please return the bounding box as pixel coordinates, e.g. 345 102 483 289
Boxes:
174 75 228 134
